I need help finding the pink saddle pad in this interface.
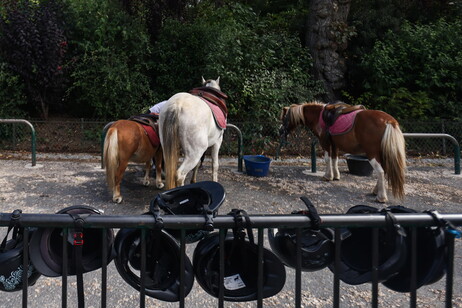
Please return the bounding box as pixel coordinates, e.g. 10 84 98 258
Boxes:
319 109 363 135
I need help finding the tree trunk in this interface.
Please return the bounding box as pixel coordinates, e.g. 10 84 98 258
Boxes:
306 0 351 102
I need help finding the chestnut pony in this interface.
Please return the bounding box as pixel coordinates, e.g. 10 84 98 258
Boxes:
280 101 406 202
103 120 163 203
159 77 224 189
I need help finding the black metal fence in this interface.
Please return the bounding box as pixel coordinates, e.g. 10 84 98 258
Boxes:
0 119 461 158
1 210 461 308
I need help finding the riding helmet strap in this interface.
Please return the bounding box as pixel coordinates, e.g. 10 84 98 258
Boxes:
382 208 407 237
152 194 176 215
148 199 164 261
69 213 85 308
0 209 23 251
425 210 461 239
299 196 321 230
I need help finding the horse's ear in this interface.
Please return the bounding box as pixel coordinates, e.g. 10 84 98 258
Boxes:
216 76 220 85
202 76 206 85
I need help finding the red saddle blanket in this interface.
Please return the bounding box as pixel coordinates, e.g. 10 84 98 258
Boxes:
318 109 363 135
189 87 228 130
199 97 227 129
141 124 160 147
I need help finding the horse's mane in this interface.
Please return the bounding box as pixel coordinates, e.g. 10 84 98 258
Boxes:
287 101 325 126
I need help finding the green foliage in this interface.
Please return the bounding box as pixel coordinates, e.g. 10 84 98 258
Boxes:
64 0 154 119
0 61 27 118
359 19 462 120
151 3 323 123
0 0 67 119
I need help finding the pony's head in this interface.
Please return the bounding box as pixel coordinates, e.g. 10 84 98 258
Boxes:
201 76 221 91
279 104 305 141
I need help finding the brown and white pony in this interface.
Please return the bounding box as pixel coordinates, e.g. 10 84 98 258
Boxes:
280 101 406 202
103 120 163 203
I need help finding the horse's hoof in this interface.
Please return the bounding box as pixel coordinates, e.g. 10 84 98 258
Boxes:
375 196 388 203
333 177 340 181
143 180 150 186
113 196 123 203
156 183 164 189
322 177 332 182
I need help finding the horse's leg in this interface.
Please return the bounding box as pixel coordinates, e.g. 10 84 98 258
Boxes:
323 150 334 181
210 142 221 182
332 147 340 180
142 160 151 186
190 163 200 184
154 148 164 189
113 160 129 203
369 158 388 203
177 156 200 186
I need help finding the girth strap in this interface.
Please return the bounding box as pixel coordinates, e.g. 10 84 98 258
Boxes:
69 213 85 308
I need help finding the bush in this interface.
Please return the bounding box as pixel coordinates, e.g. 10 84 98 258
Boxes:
0 0 67 119
151 3 324 123
0 61 27 118
360 19 462 120
64 0 154 120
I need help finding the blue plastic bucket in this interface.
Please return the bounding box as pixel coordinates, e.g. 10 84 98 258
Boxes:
243 155 271 177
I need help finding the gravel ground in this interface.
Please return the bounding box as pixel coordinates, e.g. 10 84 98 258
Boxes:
0 152 461 307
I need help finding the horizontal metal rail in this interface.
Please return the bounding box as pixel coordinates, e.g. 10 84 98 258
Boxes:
2 212 462 229
0 119 37 166
1 211 461 308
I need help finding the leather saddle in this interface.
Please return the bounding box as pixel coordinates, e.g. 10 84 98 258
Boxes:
322 102 365 128
129 113 158 126
128 113 159 135
189 87 228 116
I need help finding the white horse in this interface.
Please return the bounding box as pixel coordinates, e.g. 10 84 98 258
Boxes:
159 77 226 189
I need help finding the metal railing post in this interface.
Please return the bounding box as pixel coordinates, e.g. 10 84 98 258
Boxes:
0 119 37 166
403 133 461 174
226 123 243 172
311 139 318 173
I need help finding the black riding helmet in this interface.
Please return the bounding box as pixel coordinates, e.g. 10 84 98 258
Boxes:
0 210 41 292
268 197 335 272
328 205 408 285
382 206 448 292
114 227 194 302
152 181 225 243
193 209 286 302
29 205 115 277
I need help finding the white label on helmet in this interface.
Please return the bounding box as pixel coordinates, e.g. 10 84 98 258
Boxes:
224 274 246 290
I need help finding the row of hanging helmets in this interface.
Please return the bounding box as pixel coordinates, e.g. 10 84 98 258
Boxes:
0 181 460 304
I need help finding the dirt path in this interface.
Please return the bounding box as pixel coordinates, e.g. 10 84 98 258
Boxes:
0 155 461 307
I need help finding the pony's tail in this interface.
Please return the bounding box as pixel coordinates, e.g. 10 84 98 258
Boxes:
381 123 406 199
103 127 119 191
161 109 180 190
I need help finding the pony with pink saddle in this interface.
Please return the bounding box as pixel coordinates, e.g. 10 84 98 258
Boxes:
280 101 406 203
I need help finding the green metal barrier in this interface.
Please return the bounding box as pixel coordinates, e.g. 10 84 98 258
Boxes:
0 119 37 166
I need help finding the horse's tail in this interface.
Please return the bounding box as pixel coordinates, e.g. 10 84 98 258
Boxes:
161 108 180 190
103 127 119 191
381 123 406 199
